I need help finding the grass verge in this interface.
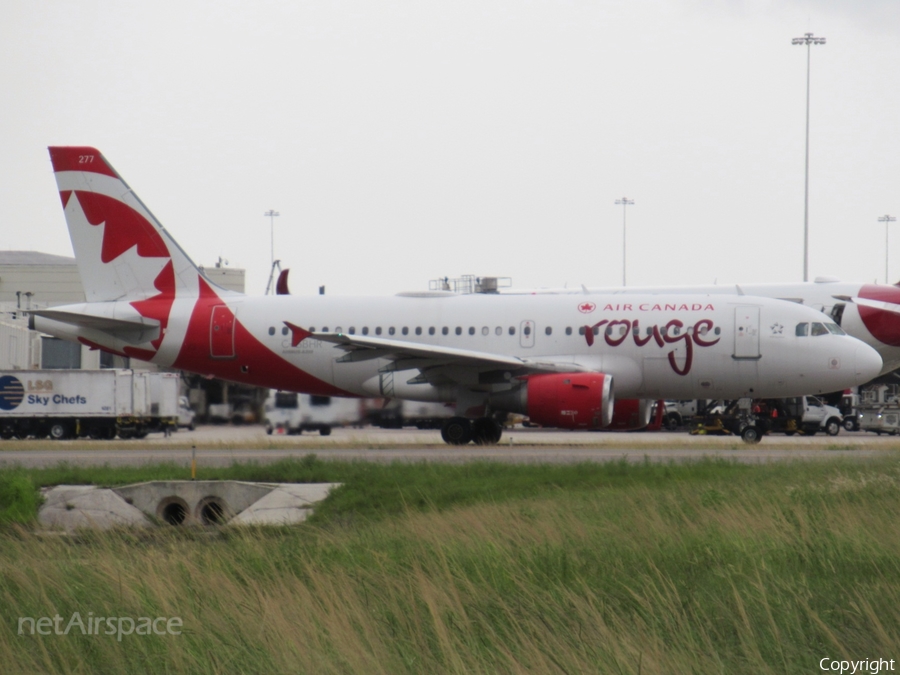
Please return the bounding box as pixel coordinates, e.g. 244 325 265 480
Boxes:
2 455 900 673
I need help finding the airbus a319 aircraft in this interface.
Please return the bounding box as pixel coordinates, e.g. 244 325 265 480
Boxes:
33 147 883 444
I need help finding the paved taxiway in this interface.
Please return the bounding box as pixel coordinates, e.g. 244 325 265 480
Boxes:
0 425 897 468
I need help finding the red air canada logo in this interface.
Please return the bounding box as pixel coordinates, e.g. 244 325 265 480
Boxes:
578 302 596 314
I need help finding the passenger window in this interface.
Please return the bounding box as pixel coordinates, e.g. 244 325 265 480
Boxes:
469 327 475 335
672 326 680 336
321 327 329 333
334 327 342 333
282 327 289 336
566 327 572 336
402 327 409 335
509 327 516 335
389 327 396 335
811 322 828 336
495 326 502 336
348 327 356 335
714 327 721 335
268 327 275 336
795 323 809 336
579 326 585 336
524 326 531 336
455 327 462 336
442 327 449 336
593 326 600 336
545 326 552 336
482 326 489 336
429 327 435 335
375 327 382 335
362 327 369 335
825 323 846 336
415 327 422 335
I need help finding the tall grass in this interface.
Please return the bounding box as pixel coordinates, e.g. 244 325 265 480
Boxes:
2 457 900 673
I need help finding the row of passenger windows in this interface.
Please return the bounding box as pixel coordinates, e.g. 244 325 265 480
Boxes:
796 322 845 336
270 325 533 336
268 324 724 338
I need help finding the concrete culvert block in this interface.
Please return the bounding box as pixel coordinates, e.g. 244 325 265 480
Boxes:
157 496 190 526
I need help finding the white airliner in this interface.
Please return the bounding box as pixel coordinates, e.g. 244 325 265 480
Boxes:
32 147 882 444
518 281 900 377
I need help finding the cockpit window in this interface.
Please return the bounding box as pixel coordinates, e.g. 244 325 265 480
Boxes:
795 322 808 336
811 322 829 336
825 323 846 336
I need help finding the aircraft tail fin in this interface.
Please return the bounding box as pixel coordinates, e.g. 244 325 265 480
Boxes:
48 147 229 303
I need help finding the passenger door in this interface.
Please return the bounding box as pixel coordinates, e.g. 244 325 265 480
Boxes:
733 306 760 359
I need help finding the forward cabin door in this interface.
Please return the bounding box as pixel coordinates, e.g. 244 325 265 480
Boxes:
733 306 760 359
210 305 236 358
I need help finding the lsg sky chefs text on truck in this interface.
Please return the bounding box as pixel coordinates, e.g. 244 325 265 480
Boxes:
0 369 179 440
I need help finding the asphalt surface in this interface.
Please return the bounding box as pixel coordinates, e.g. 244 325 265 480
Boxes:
0 425 897 468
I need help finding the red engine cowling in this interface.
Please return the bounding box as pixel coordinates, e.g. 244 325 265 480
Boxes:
526 373 614 429
606 399 654 431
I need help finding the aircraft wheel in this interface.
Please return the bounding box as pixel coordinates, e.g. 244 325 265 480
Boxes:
740 426 762 444
824 418 841 437
472 418 502 445
441 417 472 445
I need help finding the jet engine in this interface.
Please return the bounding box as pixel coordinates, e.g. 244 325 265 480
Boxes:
606 399 654 431
501 372 614 430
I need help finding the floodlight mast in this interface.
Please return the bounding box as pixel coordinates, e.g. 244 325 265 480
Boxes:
264 208 280 275
879 214 897 283
792 32 826 282
615 197 634 286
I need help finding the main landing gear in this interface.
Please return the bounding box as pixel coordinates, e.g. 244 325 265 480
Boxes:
441 416 503 445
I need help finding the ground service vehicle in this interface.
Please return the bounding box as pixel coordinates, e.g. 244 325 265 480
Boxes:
33 147 884 445
264 391 359 435
0 369 179 439
691 396 843 439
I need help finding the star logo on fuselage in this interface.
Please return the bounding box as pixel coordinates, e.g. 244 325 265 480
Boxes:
578 302 596 314
770 323 783 335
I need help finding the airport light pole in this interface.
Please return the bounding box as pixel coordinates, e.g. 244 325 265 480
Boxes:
264 209 280 270
880 214 897 283
615 197 634 286
792 32 826 282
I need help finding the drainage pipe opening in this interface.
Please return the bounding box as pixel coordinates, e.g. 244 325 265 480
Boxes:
157 497 190 526
197 497 228 525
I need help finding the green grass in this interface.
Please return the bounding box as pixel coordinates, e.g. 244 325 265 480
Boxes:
2 456 900 673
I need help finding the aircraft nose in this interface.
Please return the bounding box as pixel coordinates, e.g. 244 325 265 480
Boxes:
854 341 883 383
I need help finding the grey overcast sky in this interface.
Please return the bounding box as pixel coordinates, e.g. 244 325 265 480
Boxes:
3 0 899 296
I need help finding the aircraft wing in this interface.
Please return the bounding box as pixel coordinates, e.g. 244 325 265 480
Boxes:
285 322 589 382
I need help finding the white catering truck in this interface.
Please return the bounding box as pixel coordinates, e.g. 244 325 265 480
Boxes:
0 369 180 440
